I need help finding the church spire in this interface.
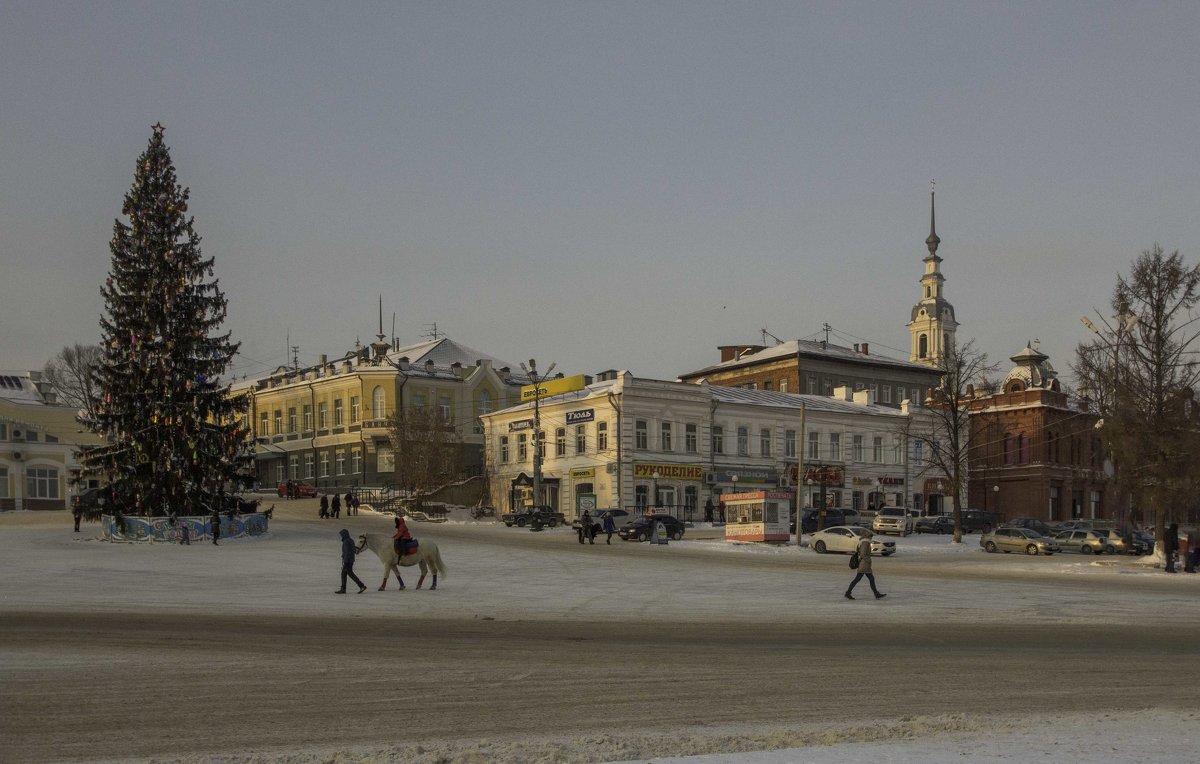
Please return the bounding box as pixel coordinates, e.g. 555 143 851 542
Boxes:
925 182 940 256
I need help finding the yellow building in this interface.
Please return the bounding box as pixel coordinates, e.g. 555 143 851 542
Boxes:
231 335 525 492
0 371 103 511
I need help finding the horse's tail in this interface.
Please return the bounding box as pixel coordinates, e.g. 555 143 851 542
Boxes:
432 543 447 577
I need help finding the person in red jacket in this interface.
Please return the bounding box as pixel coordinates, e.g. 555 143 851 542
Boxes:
393 515 413 556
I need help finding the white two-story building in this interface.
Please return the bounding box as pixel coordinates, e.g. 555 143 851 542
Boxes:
480 371 935 521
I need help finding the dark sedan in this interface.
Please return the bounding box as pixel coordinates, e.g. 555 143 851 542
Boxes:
915 515 955 534
618 514 685 542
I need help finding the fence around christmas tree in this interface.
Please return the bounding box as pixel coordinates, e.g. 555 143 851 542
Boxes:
101 512 269 542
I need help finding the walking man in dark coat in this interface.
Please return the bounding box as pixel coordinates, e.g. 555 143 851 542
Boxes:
319 494 329 519
72 504 83 532
345 491 355 516
602 512 617 544
331 493 341 519
1164 523 1180 573
210 509 221 546
336 529 367 594
578 511 594 544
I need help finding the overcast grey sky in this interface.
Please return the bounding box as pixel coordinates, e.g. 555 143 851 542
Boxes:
2 2 1198 385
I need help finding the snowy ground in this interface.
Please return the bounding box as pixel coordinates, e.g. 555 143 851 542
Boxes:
1 500 1197 763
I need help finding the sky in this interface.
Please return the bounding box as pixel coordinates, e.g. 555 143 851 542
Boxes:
2 2 1199 386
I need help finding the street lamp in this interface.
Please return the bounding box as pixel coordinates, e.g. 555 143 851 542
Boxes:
519 358 556 509
993 484 999 515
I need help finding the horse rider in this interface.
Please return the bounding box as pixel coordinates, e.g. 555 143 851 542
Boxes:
393 515 413 557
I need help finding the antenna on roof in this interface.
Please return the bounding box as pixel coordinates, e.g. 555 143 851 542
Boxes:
422 322 444 341
822 323 832 343
391 312 397 348
291 345 300 370
761 327 785 346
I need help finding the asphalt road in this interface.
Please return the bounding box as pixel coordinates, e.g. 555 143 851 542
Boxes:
3 514 1198 764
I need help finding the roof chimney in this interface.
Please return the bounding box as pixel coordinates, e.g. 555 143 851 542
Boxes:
861 343 868 355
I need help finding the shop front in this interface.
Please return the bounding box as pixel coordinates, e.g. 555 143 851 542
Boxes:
508 472 562 512
632 463 704 516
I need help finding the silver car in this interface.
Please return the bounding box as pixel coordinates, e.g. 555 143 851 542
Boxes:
980 527 1061 555
1051 529 1112 554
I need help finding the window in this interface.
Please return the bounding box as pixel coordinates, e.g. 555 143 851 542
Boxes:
335 451 345 475
372 386 385 419
919 334 929 359
304 454 314 479
823 380 833 395
685 423 698 453
26 468 59 499
537 431 546 461
259 412 269 437
779 379 788 393
829 432 841 460
912 388 921 406
635 484 649 511
274 410 282 435
785 429 796 458
737 427 748 456
913 440 923 467
873 436 883 463
439 395 451 422
556 428 567 457
350 396 360 423
351 449 362 474
412 392 426 410
763 381 772 391
0 467 8 498
597 422 608 451
575 425 586 454
635 420 648 449
807 375 817 394
661 422 673 451
0 423 6 440
333 399 343 426
500 436 510 463
685 485 698 514
303 404 313 431
1018 433 1029 464
477 390 492 433
852 435 864 462
318 402 328 429
1003 434 1013 465
711 426 724 455
881 385 892 404
289 456 299 479
43 433 58 444
869 383 878 400
286 407 296 433
760 428 771 457
518 433 528 461
808 431 820 460
319 453 329 477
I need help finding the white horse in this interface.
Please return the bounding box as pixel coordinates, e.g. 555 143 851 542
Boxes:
356 533 447 591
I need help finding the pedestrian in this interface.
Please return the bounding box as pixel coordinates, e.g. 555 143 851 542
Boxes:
345 491 355 516
1185 529 1199 574
352 495 360 514
286 480 294 500
210 509 221 546
331 493 341 519
319 494 329 519
578 511 594 544
704 497 714 524
1164 523 1180 573
845 531 886 600
72 503 82 533
602 511 616 544
335 528 367 594
180 522 191 545
717 501 726 524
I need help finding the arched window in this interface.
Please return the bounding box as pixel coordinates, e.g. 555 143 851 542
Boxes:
918 334 928 359
1018 433 1029 464
371 386 386 419
1003 434 1013 465
478 389 491 416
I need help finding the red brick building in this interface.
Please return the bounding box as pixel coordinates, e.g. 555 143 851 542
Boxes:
967 344 1114 524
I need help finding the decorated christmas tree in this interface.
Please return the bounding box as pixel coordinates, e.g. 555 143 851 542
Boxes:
79 124 252 516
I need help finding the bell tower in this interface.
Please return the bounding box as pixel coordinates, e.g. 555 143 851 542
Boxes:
907 184 958 366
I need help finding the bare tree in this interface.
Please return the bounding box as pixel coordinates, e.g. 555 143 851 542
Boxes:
42 344 102 414
1073 244 1200 538
913 339 998 543
387 405 462 494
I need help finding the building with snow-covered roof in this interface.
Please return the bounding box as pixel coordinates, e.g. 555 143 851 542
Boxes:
480 371 936 521
230 331 529 491
1 371 103 510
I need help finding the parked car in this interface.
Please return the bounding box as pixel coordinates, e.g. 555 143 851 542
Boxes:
809 525 896 556
1053 519 1095 532
1131 530 1156 556
276 480 317 498
980 527 1061 555
502 506 566 528
959 509 1001 534
871 506 914 536
1094 528 1150 555
1005 517 1054 537
618 514 685 542
795 508 857 533
1051 529 1112 554
572 508 632 531
915 515 955 535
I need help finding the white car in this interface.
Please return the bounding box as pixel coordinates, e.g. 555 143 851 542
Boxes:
809 525 896 556
871 506 915 536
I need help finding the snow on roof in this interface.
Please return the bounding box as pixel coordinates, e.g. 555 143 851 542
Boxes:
680 339 936 379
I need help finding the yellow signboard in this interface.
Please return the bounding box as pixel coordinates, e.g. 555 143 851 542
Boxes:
570 467 596 480
521 374 587 402
633 464 705 481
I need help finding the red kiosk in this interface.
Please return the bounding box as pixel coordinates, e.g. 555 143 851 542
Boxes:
723 490 793 542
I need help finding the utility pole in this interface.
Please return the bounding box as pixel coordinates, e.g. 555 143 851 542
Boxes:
520 358 556 507
795 401 805 550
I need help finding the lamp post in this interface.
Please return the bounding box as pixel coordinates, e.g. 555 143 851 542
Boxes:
993 484 1000 516
652 470 661 511
519 358 556 509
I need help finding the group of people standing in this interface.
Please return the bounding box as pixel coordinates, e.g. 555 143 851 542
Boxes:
319 492 360 519
1162 523 1200 574
577 511 618 545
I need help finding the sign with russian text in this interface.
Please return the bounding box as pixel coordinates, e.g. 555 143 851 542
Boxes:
565 408 594 424
508 419 533 432
571 467 596 480
521 374 587 402
633 464 705 481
